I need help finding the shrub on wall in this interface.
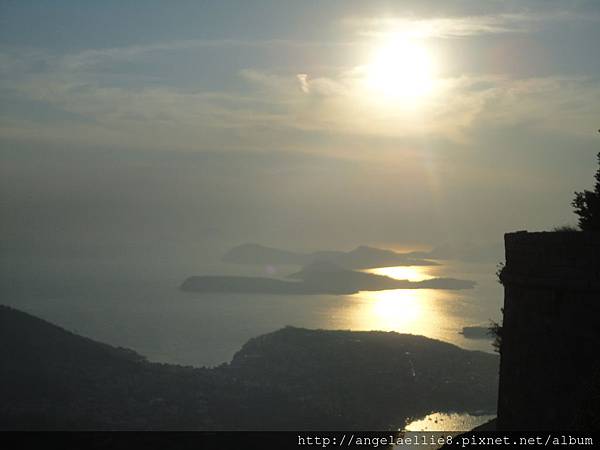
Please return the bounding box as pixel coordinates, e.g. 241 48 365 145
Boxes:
572 151 600 231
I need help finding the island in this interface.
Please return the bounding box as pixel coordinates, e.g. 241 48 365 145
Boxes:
459 326 493 340
181 260 475 294
223 243 439 268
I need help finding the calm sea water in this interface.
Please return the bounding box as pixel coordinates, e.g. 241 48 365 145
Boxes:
402 412 496 448
2 258 502 367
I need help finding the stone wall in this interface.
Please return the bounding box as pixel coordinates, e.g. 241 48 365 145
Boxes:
497 231 600 430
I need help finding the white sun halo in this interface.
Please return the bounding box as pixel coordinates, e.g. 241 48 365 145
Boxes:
365 34 436 103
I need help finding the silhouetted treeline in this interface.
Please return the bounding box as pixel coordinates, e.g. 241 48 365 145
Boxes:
572 151 600 230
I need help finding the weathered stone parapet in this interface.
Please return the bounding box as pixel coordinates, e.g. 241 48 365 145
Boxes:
503 230 600 281
497 231 600 431
500 274 600 292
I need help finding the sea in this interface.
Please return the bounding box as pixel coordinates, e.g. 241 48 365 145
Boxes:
2 253 502 431
2 256 502 367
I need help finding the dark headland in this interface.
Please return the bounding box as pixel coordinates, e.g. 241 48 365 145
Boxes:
0 304 497 430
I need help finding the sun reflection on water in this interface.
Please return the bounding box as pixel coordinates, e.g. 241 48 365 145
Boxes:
345 288 454 341
370 290 424 331
365 265 432 281
404 412 496 432
329 263 500 353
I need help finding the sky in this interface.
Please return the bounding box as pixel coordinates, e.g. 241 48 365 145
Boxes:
2 0 600 272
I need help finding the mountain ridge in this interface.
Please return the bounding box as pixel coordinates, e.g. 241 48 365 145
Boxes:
223 243 439 268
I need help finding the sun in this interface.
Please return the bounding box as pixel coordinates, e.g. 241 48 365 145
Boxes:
364 33 436 103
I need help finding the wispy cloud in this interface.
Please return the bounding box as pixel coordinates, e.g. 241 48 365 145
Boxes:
58 39 355 72
2 48 599 153
343 11 600 39
236 66 600 142
1 7 600 155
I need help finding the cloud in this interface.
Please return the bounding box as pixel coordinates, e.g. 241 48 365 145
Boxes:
2 54 599 153
237 67 600 143
296 74 310 94
1 14 600 156
57 38 355 73
343 11 600 40
345 15 521 39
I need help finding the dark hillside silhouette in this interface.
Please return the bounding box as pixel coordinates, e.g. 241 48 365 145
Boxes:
0 305 497 430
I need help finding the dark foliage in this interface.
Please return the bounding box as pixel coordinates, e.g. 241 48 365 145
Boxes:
495 262 505 285
488 319 503 355
572 151 600 231
552 225 579 232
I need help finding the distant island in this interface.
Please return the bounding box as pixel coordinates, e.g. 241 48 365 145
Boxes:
181 261 476 295
0 305 498 430
223 243 439 268
459 326 493 340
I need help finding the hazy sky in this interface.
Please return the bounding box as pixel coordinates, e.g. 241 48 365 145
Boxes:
2 1 600 269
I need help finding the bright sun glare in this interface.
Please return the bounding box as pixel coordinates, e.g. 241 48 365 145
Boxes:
365 33 436 103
